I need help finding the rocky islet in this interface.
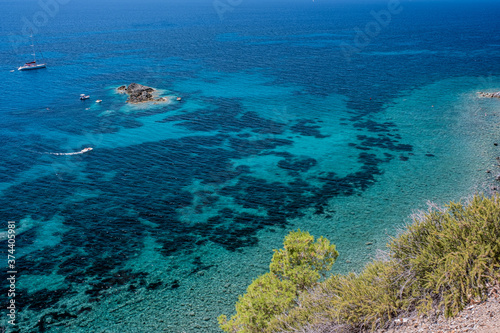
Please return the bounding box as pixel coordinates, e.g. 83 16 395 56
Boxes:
117 83 169 104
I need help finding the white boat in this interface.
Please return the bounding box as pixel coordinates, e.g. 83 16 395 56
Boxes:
18 61 46 71
18 32 46 71
80 94 90 100
81 147 93 153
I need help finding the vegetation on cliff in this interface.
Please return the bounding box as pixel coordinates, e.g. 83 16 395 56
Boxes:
220 194 500 332
218 230 338 332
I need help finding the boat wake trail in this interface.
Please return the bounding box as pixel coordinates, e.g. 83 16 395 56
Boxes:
25 147 93 156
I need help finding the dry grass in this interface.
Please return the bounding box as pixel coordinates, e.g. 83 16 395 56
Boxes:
268 194 500 333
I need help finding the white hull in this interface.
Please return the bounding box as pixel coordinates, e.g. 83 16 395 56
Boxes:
18 63 46 71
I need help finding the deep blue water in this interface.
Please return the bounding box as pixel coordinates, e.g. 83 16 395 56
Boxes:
1 0 500 332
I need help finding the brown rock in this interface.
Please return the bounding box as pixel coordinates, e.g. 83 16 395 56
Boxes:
118 83 169 104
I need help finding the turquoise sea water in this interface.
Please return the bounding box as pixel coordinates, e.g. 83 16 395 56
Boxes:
1 0 500 332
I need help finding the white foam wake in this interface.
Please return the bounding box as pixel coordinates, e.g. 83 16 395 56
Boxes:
26 147 93 156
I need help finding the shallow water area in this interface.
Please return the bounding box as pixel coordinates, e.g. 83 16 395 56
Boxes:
1 0 500 332
8 74 500 332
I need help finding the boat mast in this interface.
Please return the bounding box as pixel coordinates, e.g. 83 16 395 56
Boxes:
30 32 37 63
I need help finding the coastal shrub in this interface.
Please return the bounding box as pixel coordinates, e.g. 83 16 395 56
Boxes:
269 260 401 332
218 273 297 333
318 261 401 329
218 230 339 333
389 194 500 317
225 194 500 332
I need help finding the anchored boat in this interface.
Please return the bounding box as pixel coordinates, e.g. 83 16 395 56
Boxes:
18 31 46 71
19 61 46 71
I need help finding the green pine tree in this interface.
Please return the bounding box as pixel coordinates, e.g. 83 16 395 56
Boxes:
218 230 338 333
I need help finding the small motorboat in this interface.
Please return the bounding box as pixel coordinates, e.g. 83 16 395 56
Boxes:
96 100 102 103
80 94 90 100
81 147 93 153
176 97 182 101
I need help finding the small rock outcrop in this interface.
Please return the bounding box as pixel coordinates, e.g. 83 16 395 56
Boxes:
478 91 500 99
117 83 168 104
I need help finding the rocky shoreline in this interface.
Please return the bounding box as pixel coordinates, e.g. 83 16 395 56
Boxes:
117 83 169 104
478 91 500 99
